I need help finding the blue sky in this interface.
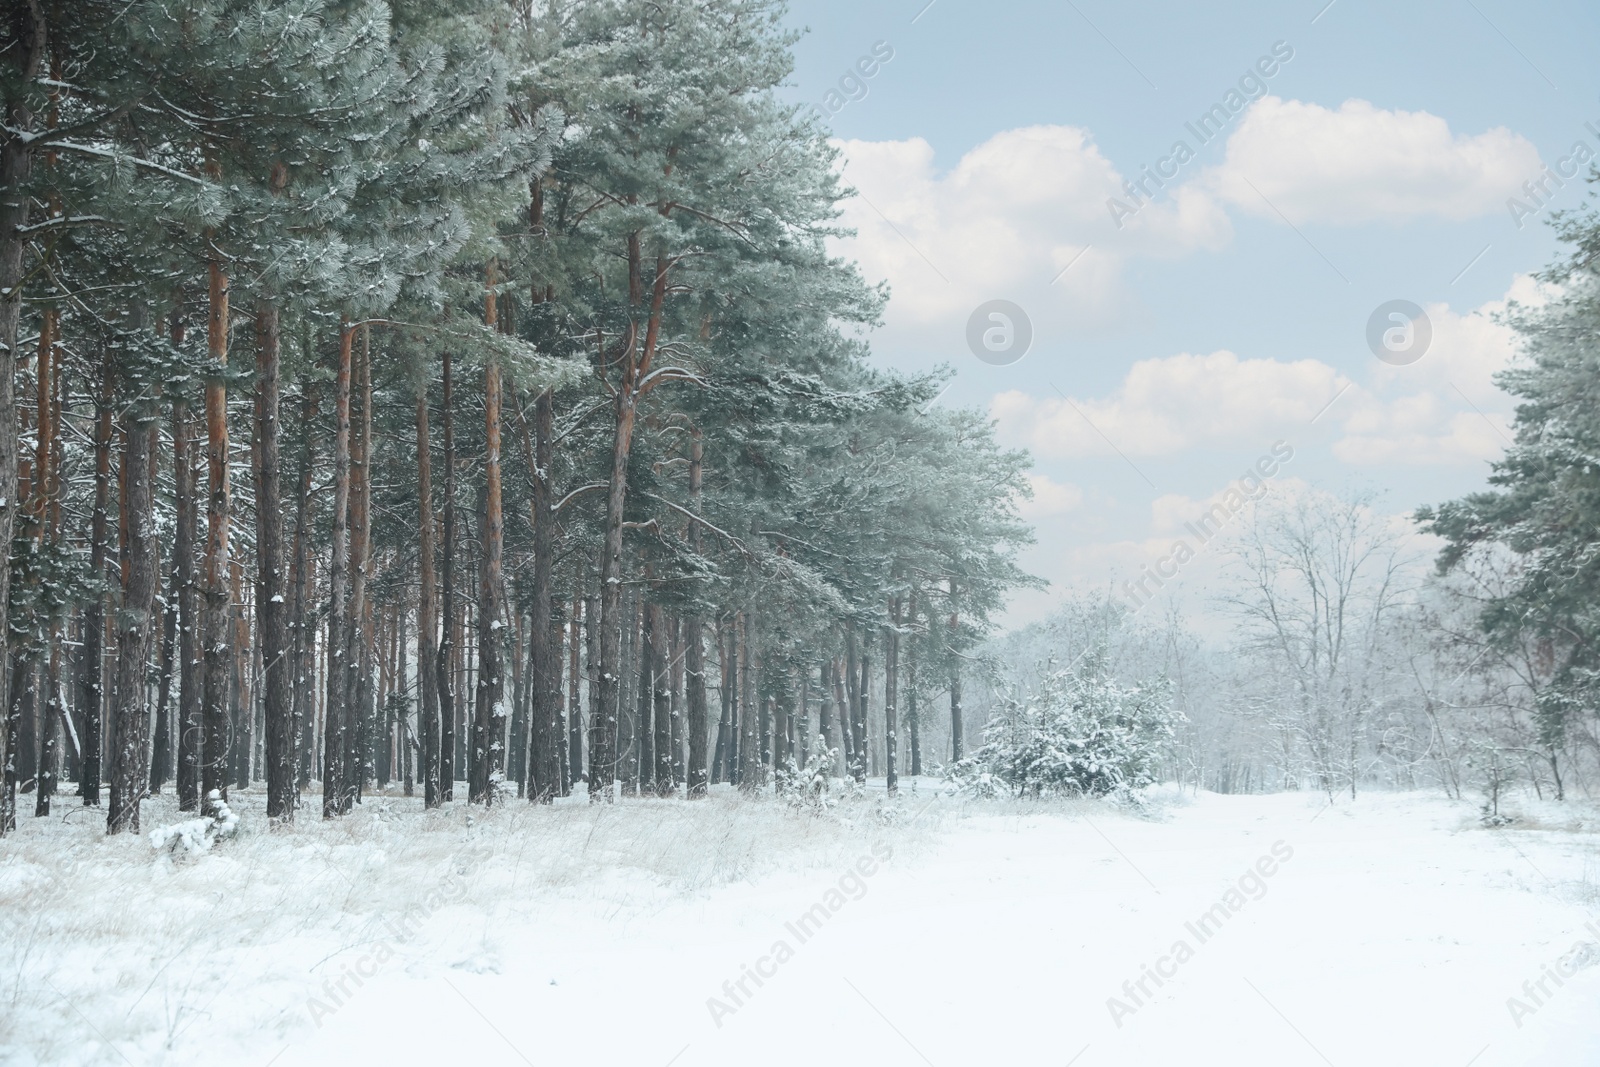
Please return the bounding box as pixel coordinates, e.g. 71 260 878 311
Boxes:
780 0 1600 624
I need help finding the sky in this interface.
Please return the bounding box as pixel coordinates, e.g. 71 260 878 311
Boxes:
777 0 1600 627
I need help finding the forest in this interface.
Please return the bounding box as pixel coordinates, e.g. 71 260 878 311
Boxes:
2 0 1599 842
5 2 1600 1064
0 0 1037 837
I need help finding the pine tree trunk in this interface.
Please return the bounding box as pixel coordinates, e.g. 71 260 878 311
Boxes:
669 615 685 788
80 354 115 807
469 491 486 801
255 299 293 822
615 587 632 795
44 354 64 807
583 560 599 789
476 269 506 803
794 671 809 773
201 242 233 803
907 625 921 777
738 611 762 791
148 573 175 795
375 605 392 786
648 603 672 795
322 320 354 817
510 609 527 795
884 596 899 796
437 349 457 802
685 431 709 797
8 309 47 810
832 658 851 778
635 593 653 797
107 403 156 834
0 65 39 836
289 385 318 794
345 325 373 809
415 373 441 808
844 636 861 782
33 318 59 817
170 383 195 809
593 236 669 800
568 581 583 791
818 663 838 774
515 384 554 801
857 641 872 780
230 557 251 791
948 580 963 763
712 621 731 785
399 609 413 797
530 387 558 801
591 381 637 802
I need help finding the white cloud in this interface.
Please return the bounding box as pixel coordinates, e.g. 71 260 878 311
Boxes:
1335 276 1548 465
986 276 1540 469
833 126 1230 329
1017 474 1084 518
1207 96 1540 224
992 350 1344 459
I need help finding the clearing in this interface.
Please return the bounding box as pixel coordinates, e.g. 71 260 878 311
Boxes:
2 785 1597 1066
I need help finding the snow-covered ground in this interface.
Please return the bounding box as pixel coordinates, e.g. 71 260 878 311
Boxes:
3 783 1598 1066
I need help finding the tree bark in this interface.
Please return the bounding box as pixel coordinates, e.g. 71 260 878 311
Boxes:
148 570 174 795
648 602 672 795
107 403 156 834
415 370 441 808
437 349 457 801
567 580 583 792
884 596 899 796
592 232 671 800
530 387 559 801
669 615 685 788
949 580 963 763
711 621 730 785
201 235 233 803
255 299 292 822
583 558 599 790
33 315 60 816
738 611 762 791
591 376 637 802
476 263 506 805
907 596 922 778
289 384 318 794
230 556 251 791
685 430 709 797
844 636 861 782
818 663 838 775
344 325 373 808
847 634 869 784
322 320 354 817
627 588 646 796
0 25 41 837
80 354 115 807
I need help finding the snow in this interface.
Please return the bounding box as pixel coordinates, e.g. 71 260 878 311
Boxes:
2 785 1597 1066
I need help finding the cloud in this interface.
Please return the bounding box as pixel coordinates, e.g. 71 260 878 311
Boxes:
1207 96 1540 224
987 276 1540 469
992 350 1345 459
1017 474 1084 518
832 126 1230 328
1335 275 1548 464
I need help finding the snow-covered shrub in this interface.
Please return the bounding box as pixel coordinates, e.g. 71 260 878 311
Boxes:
951 655 1180 798
1464 739 1518 825
784 735 841 815
149 790 240 857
